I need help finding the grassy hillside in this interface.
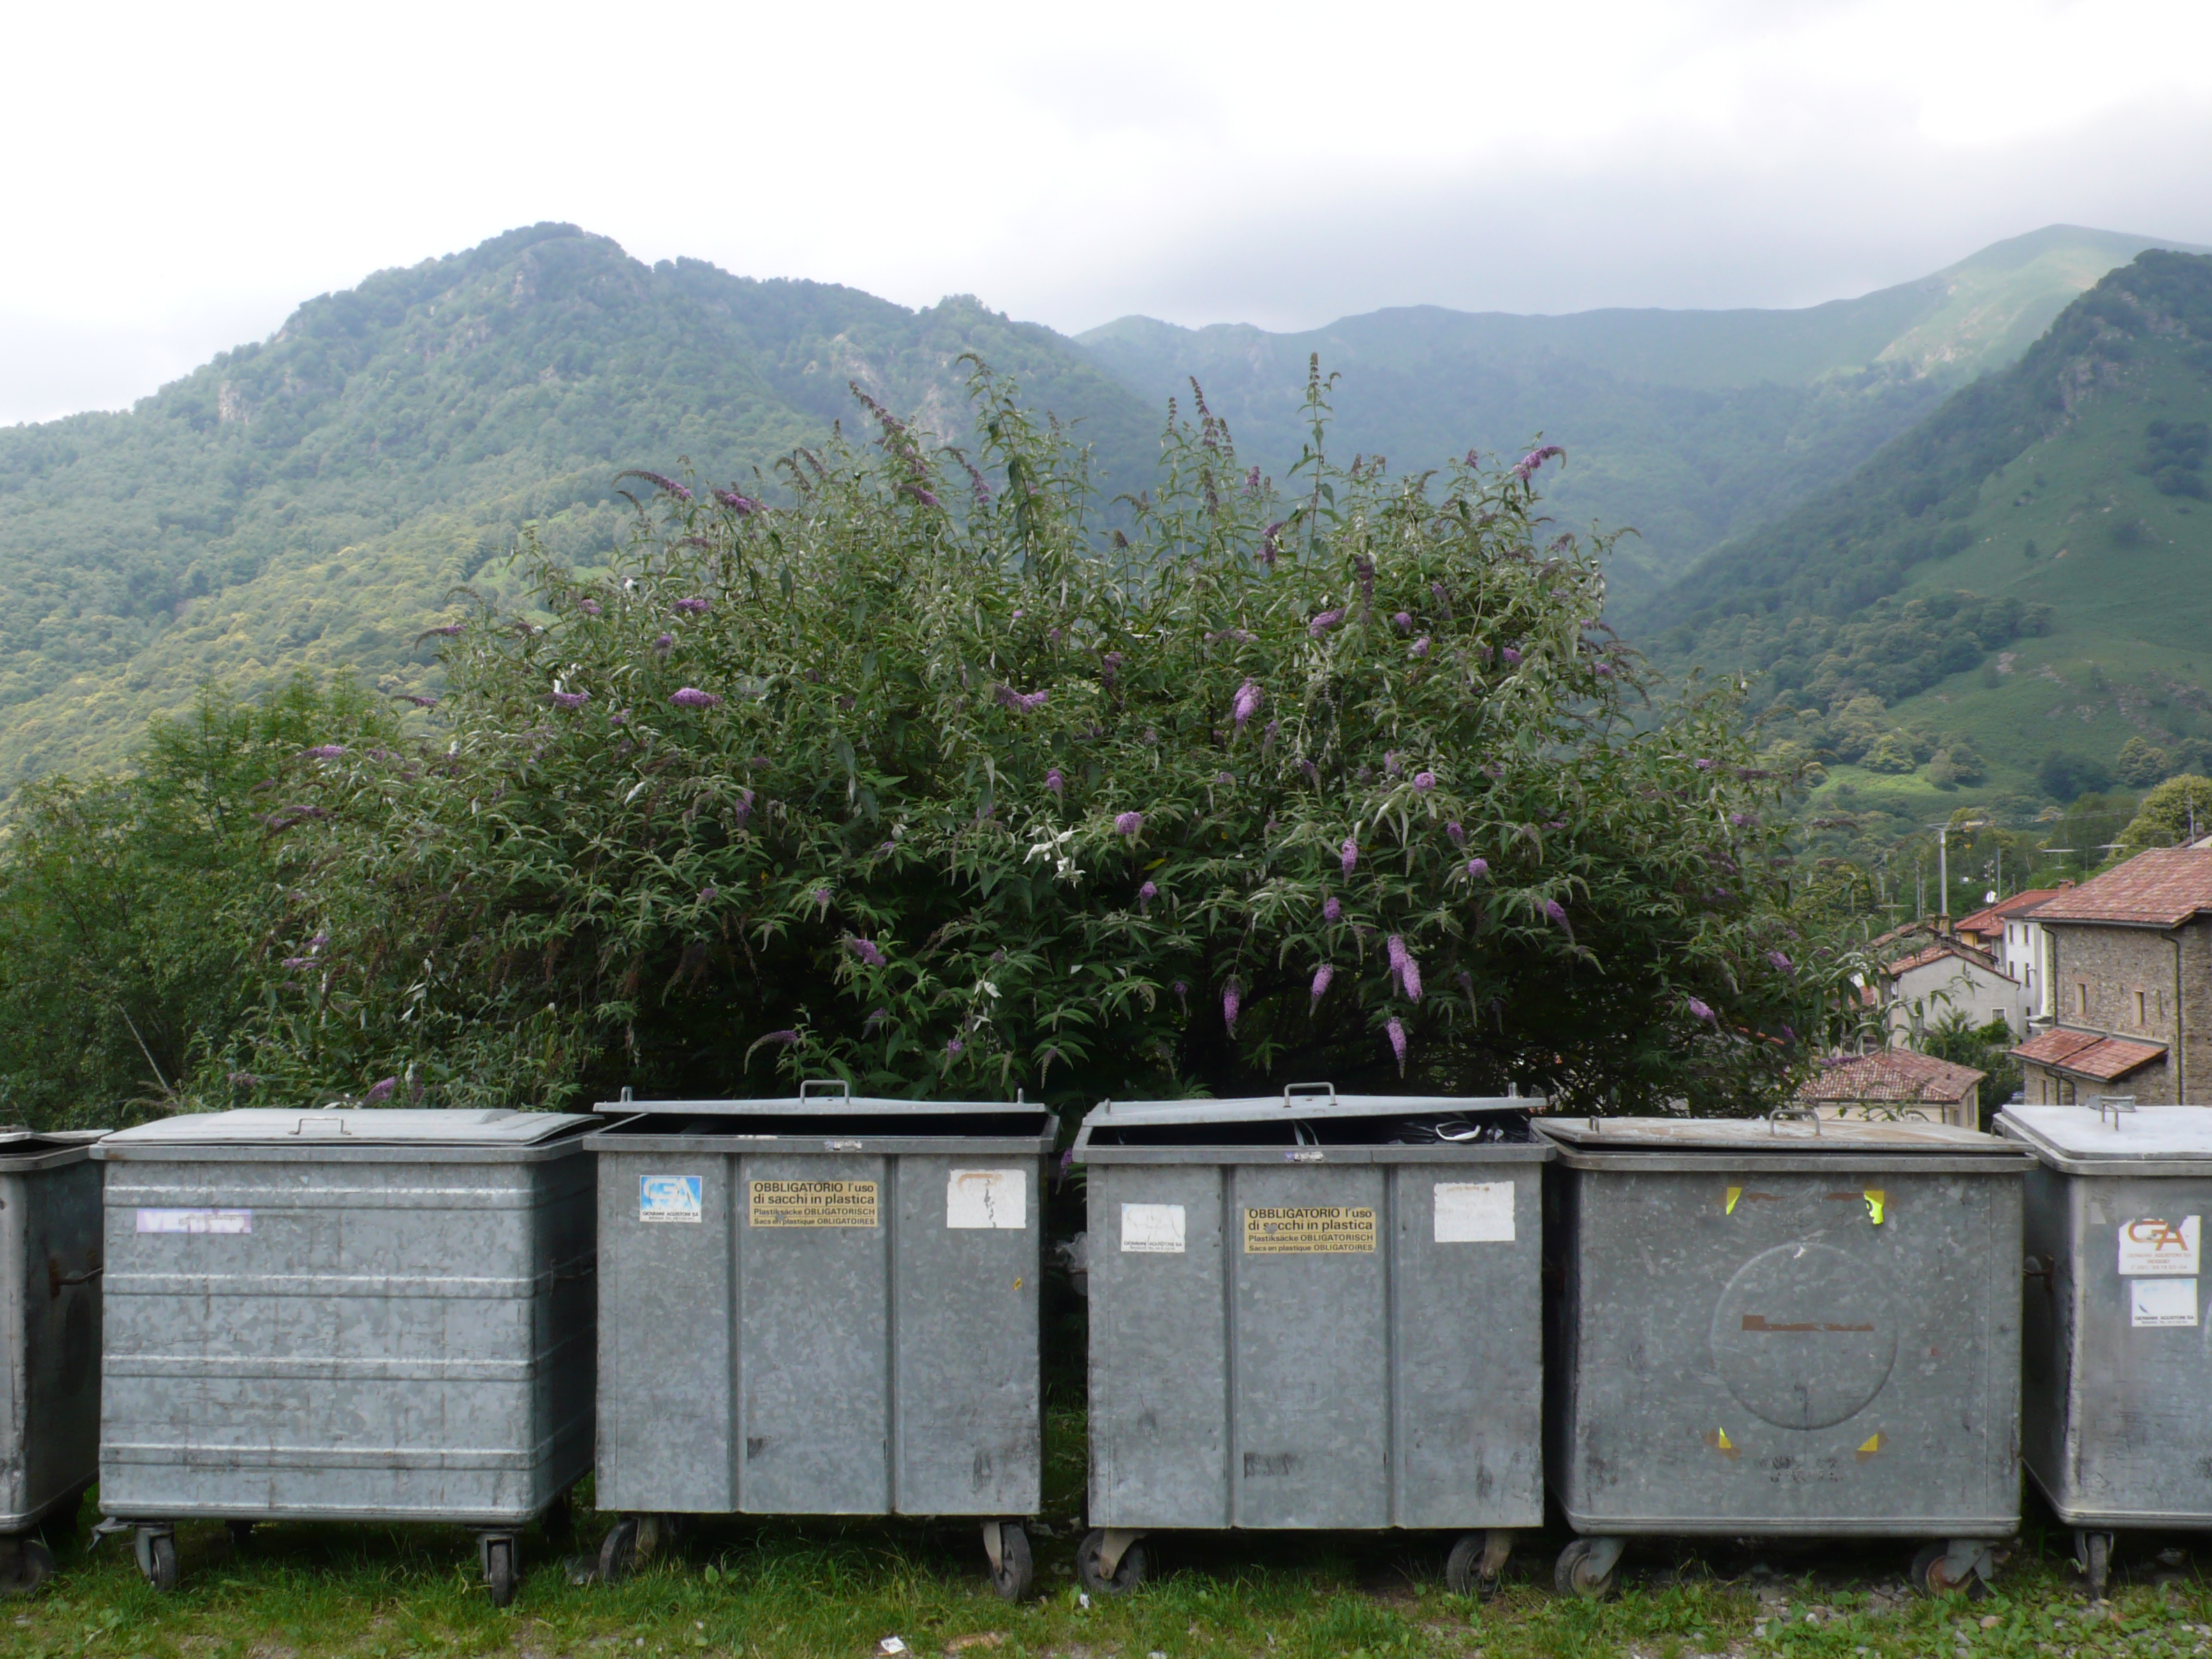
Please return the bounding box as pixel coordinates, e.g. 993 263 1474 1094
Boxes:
1645 249 2212 813
0 225 1160 785
1077 226 2204 597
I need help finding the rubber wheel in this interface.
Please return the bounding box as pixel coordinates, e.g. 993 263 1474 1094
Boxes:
484 1538 517 1609
1075 1529 1147 1596
1445 1532 1500 1597
597 1518 641 1585
0 1540 55 1596
2083 1532 2112 1598
144 1532 179 1594
1912 1542 1991 1601
989 1524 1033 1602
226 1520 255 1549
1554 1538 1617 1600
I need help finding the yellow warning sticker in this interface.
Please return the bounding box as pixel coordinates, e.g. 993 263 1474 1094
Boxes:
748 1179 879 1227
1244 1206 1376 1254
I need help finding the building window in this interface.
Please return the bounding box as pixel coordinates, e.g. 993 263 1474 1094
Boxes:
2078 983 2090 1018
2058 1078 2077 1105
2137 989 2148 1026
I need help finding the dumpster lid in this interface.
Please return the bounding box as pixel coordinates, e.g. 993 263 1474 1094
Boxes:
0 1128 105 1167
94 1108 597 1148
1998 1103 2212 1165
1537 1114 2013 1152
1083 1086 1540 1132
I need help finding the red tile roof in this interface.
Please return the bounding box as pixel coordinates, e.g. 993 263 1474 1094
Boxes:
2030 848 2212 929
1794 1049 1986 1106
1955 886 2074 937
2013 1026 2167 1082
1883 937 2009 980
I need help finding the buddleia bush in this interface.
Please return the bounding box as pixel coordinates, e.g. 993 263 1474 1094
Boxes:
216 364 1827 1112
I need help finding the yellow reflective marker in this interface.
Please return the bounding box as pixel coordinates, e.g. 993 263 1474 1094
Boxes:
1856 1431 1886 1460
1704 1426 1739 1459
1725 1186 1742 1216
1864 1190 1886 1225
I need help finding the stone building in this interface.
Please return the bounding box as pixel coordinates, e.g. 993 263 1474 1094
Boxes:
2011 847 2212 1105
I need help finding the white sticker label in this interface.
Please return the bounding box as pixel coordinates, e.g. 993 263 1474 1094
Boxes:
2119 1216 2200 1276
639 1174 703 1223
135 1209 251 1234
1434 1181 1516 1243
2132 1278 2199 1327
1120 1202 1186 1253
947 1167 1027 1230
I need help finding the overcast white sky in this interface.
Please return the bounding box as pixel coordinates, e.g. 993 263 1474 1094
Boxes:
5 0 2212 425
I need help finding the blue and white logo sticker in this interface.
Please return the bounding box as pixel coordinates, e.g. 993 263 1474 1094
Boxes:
639 1174 703 1223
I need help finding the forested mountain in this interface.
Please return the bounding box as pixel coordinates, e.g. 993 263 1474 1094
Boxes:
2 221 2201 792
0 224 1158 784
1643 249 2212 809
1077 226 2201 596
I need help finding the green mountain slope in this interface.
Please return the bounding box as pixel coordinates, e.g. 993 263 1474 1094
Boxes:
0 224 1160 785
1643 249 2212 808
1077 226 2204 596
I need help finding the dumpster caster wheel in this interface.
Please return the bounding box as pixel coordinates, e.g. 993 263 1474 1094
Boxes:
2076 1531 2113 1599
482 1536 519 1608
1076 1529 1146 1596
1554 1538 1621 1600
0 1538 56 1596
1446 1531 1513 1596
135 1528 179 1594
985 1522 1033 1602
598 1518 640 1585
1912 1542 1992 1600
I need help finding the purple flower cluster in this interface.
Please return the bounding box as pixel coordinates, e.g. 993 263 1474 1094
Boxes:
1222 981 1241 1035
653 632 675 658
1340 838 1359 875
364 1077 397 1104
1410 637 1430 658
1232 680 1263 729
1447 820 1466 846
712 488 759 515
1687 996 1716 1024
848 938 886 968
1413 771 1436 792
1466 857 1489 878
1323 895 1343 923
1100 651 1123 687
1137 880 1157 913
1385 1017 1408 1072
1512 444 1565 482
425 623 466 637
577 598 603 617
1393 611 1413 632
994 684 1049 714
1115 811 1145 839
550 691 589 710
1387 935 1423 1002
670 687 722 709
620 469 693 501
1260 522 1285 567
1310 962 1335 1005
1045 768 1065 797
303 744 347 760
673 597 710 617
1308 609 1345 637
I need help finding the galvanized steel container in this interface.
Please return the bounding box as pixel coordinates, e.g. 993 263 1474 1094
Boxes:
1998 1102 2212 1594
94 1108 599 1602
0 1130 105 1594
1070 1086 1551 1597
585 1084 1056 1600
1538 1116 2030 1598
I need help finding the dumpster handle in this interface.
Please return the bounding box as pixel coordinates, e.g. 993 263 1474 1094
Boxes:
800 1079 853 1099
49 1259 103 1297
2023 1253 2056 1290
1763 1107 1822 1136
1282 1082 1336 1107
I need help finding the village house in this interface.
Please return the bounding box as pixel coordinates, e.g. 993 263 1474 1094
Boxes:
1954 883 2072 1023
2011 846 2212 1105
1877 934 2028 1042
1793 1048 1987 1129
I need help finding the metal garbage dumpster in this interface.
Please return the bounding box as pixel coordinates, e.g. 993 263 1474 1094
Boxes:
0 1129 105 1595
1538 1115 2030 1598
586 1083 1056 1600
93 1108 599 1604
1998 1101 2212 1595
1071 1085 1551 1597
